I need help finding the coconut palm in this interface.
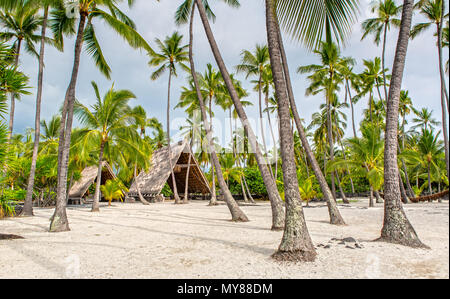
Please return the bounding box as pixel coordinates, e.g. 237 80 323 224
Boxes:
399 90 415 197
271 0 359 235
72 82 140 212
50 0 152 232
149 31 189 204
402 129 444 195
0 2 43 139
358 57 389 122
195 0 283 226
411 0 449 185
23 0 69 217
101 179 128 206
236 44 271 162
181 0 249 222
379 0 426 248
330 124 385 207
361 0 402 101
298 41 353 199
412 107 440 131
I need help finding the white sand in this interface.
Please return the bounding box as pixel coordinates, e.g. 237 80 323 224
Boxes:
0 200 448 279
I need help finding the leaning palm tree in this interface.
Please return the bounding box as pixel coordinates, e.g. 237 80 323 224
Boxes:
411 0 450 187
149 31 189 204
271 0 360 230
0 2 42 139
180 0 249 222
73 82 141 212
194 0 284 228
50 0 153 232
379 0 426 248
361 0 402 101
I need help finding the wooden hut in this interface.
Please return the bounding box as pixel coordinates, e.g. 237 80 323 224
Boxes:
68 161 117 205
128 140 211 201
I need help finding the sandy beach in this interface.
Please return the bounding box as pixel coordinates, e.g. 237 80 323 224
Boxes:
0 200 448 279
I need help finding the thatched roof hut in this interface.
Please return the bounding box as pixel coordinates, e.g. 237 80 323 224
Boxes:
68 161 116 201
128 140 210 200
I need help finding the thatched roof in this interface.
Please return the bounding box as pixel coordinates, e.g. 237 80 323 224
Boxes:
68 161 116 199
128 140 210 198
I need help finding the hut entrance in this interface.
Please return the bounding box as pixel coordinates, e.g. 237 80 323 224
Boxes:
128 140 211 202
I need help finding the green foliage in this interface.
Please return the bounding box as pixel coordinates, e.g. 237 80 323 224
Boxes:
161 183 174 197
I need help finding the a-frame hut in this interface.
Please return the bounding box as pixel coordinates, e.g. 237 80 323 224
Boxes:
128 140 211 201
68 161 117 204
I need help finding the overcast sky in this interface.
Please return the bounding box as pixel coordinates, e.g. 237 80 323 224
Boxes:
13 0 449 147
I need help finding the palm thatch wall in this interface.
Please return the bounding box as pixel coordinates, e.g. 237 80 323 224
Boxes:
128 140 210 199
68 161 116 200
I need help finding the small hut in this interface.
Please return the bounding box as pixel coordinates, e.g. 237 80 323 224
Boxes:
128 140 210 202
68 161 117 205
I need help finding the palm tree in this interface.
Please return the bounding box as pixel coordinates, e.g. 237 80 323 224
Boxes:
101 179 127 206
330 124 385 207
412 107 440 131
50 0 152 232
0 1 42 140
180 0 249 222
23 0 67 216
358 57 389 122
73 82 141 212
236 44 272 166
399 90 415 197
273 0 358 228
149 31 189 204
362 0 402 101
402 129 444 195
379 0 426 248
411 0 449 185
341 61 361 138
298 41 353 200
195 0 283 228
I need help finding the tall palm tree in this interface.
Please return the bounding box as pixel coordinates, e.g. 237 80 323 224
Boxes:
182 0 249 222
236 44 272 167
73 82 142 212
266 0 317 262
362 0 402 101
149 31 189 204
379 0 426 248
50 0 152 232
195 0 282 226
23 0 67 216
0 1 43 139
298 41 353 200
411 0 449 185
398 90 415 197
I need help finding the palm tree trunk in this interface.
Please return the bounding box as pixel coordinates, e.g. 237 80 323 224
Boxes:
258 74 271 178
274 12 345 225
266 96 278 179
8 38 22 141
50 13 87 233
374 190 383 203
399 173 410 204
183 142 192 204
382 22 389 102
336 174 349 204
189 2 247 221
167 69 181 204
379 0 426 248
208 95 218 206
23 6 49 217
195 0 283 228
346 80 357 138
437 21 450 186
369 187 374 207
266 0 316 261
92 141 105 212
427 162 432 195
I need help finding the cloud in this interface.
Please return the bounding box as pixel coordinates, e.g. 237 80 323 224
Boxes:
11 0 449 144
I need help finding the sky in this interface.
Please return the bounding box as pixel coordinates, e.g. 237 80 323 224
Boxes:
12 0 450 148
